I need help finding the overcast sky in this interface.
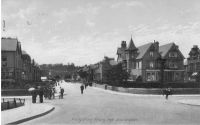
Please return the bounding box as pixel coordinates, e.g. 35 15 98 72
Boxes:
2 0 200 66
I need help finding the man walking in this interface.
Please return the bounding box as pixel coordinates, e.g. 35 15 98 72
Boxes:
61 88 64 99
39 88 44 103
165 88 171 100
80 84 84 94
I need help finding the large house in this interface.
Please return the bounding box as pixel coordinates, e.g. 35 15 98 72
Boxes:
186 45 200 81
1 37 41 88
117 37 185 83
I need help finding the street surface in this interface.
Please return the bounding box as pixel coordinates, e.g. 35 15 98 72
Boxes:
23 81 200 125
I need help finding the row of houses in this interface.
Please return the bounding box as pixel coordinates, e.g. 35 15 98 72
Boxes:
1 37 41 88
83 37 199 83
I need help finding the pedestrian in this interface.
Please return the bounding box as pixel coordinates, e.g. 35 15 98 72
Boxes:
165 88 171 100
44 87 47 99
32 89 37 103
61 88 64 99
39 88 44 103
59 87 62 99
52 88 55 99
48 87 52 100
80 84 84 94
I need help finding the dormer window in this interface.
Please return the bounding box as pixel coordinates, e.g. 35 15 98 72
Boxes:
150 51 153 57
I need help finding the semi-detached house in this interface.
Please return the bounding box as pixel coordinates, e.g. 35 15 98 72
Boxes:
117 37 185 83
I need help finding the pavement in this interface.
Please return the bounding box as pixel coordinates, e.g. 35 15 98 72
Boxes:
1 94 61 124
92 86 200 107
1 81 200 125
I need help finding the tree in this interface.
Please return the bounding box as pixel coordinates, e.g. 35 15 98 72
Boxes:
105 63 129 86
54 75 61 81
77 69 88 81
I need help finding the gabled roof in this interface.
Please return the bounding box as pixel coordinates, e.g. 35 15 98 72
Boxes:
159 43 174 58
127 37 137 50
136 43 152 59
1 38 18 51
117 47 126 54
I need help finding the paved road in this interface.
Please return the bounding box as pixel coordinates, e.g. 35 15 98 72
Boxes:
23 82 200 125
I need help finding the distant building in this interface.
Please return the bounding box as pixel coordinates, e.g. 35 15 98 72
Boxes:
186 45 200 81
22 50 32 81
1 37 41 88
92 56 117 83
117 37 185 83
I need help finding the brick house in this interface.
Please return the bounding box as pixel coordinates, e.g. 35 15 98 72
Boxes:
1 37 41 88
1 37 23 87
117 37 185 83
159 43 185 83
186 45 200 81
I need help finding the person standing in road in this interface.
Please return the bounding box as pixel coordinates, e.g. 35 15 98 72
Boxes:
80 84 84 94
165 88 171 100
61 88 64 99
52 88 55 99
32 89 37 103
39 88 44 103
59 87 62 99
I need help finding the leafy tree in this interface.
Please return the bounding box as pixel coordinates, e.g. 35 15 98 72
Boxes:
77 70 88 80
54 75 61 81
105 63 129 86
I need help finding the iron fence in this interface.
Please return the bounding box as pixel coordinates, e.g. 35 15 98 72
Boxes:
1 98 25 111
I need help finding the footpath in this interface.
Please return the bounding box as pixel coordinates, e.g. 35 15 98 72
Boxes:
92 86 200 106
1 95 57 125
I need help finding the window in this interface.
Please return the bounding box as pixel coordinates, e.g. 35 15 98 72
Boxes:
169 52 177 57
150 62 154 68
2 62 7 67
169 62 177 68
1 72 6 78
146 72 157 81
2 56 7 61
150 51 153 57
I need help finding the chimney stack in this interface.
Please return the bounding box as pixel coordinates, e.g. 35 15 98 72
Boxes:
121 41 127 48
154 40 159 51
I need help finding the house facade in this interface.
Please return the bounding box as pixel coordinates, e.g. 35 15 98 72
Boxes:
159 43 185 83
117 37 185 83
186 45 200 81
1 37 41 88
1 38 23 88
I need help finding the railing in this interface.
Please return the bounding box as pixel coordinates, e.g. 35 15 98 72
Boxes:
1 98 25 111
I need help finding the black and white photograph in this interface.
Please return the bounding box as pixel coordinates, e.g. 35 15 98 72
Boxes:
1 0 200 124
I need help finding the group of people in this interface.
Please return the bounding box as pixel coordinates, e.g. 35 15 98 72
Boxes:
31 87 44 103
31 86 65 103
44 87 56 100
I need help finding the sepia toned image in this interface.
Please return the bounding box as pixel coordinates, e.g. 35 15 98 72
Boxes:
1 0 200 124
